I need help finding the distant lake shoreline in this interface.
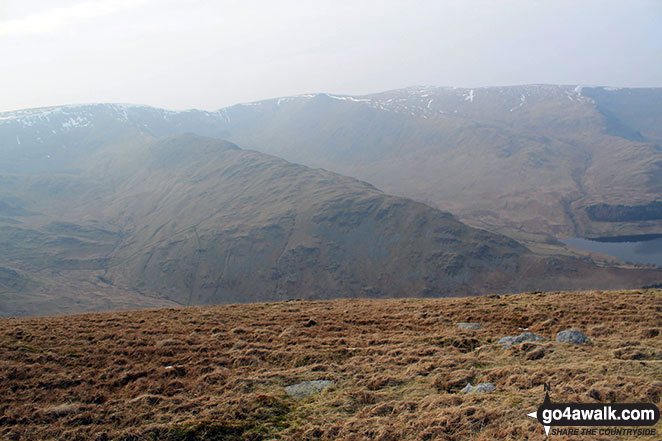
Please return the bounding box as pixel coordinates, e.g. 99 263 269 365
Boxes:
562 236 662 267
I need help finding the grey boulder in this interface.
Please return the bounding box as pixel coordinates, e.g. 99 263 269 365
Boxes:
460 382 496 394
497 332 545 347
284 380 334 398
457 322 484 330
556 329 590 345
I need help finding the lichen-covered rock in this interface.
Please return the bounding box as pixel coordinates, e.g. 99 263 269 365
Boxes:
457 322 484 330
497 332 545 347
556 329 589 345
460 382 496 394
284 380 334 398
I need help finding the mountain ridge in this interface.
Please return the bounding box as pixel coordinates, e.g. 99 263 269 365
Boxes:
3 84 659 240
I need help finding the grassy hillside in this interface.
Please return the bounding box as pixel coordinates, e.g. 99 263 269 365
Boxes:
3 133 659 317
1 289 660 440
215 86 662 240
3 133 535 315
2 85 660 240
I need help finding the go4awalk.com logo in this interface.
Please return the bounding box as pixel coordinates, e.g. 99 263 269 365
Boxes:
526 383 660 438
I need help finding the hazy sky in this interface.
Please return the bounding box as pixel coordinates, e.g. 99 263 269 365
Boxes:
1 0 661 112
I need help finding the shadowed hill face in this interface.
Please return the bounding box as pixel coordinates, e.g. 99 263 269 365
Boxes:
580 87 662 141
1 133 660 316
66 134 533 306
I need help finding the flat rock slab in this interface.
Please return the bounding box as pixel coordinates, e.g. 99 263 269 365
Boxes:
457 322 484 330
284 380 334 398
460 382 496 394
498 332 545 347
556 329 589 345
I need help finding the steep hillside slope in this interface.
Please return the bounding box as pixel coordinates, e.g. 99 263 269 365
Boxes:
214 85 662 239
3 85 658 239
1 289 660 440
91 134 531 306
1 133 660 316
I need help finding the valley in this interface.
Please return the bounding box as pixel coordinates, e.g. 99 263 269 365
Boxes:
1 87 662 316
3 85 659 243
3 3 659 441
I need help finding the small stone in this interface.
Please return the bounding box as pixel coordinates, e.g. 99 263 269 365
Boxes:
497 332 545 347
556 329 589 345
457 322 484 330
284 380 334 398
460 382 496 394
303 319 317 327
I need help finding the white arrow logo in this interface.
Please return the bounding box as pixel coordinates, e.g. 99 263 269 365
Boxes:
527 410 550 437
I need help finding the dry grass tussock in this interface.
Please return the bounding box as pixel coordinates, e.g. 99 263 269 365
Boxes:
1 289 661 440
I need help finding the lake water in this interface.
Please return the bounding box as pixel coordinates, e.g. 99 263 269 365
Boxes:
562 235 662 267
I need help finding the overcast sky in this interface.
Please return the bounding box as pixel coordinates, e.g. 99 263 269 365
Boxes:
1 0 661 112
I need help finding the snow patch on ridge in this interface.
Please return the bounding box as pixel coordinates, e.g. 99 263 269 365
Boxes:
464 89 475 102
62 116 91 130
0 103 162 128
327 94 372 103
509 94 526 112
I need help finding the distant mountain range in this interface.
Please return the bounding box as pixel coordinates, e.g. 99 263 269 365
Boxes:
3 85 659 241
1 86 660 316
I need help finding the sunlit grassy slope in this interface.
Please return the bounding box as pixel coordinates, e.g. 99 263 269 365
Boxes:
1 289 660 440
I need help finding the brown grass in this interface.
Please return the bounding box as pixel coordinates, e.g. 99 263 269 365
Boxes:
1 289 661 440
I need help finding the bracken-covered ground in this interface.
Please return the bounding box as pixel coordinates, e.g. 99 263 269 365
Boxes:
1 289 661 440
